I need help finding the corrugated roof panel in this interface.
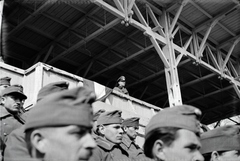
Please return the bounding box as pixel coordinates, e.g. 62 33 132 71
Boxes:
92 7 116 24
208 24 230 43
115 40 140 57
15 27 51 48
8 41 37 57
180 3 208 26
75 19 99 36
100 50 123 65
63 50 90 63
221 10 240 34
97 29 123 45
131 64 154 78
84 40 106 55
194 0 232 16
31 15 66 37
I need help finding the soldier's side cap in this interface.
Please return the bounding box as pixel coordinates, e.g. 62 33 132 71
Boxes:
117 76 126 82
122 117 140 128
97 110 122 125
0 77 11 86
93 109 106 121
200 125 240 154
25 87 96 131
37 81 69 102
1 86 27 99
145 105 202 136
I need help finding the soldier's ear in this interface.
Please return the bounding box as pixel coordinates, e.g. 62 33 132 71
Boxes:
123 126 128 132
31 130 47 155
211 151 220 161
1 96 6 104
98 125 105 135
152 139 166 161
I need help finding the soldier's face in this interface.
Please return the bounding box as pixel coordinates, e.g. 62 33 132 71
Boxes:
214 150 240 161
104 123 123 144
1 94 22 114
161 129 204 161
43 125 96 161
125 126 138 140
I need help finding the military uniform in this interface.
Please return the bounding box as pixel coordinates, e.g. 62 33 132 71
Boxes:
113 86 129 95
90 136 129 161
114 76 129 95
3 81 69 161
201 125 240 155
121 134 144 159
89 110 129 161
0 105 25 159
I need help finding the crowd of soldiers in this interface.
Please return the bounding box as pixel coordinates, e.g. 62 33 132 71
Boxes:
0 76 240 161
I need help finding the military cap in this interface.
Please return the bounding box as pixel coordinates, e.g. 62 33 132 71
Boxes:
122 117 140 128
12 84 23 92
97 110 122 125
93 109 106 121
1 86 27 99
37 81 69 102
200 125 240 154
117 76 126 82
145 105 201 135
0 77 11 86
25 87 96 131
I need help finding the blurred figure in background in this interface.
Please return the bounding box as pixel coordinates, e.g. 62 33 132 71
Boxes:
113 76 129 95
201 125 240 161
121 117 145 159
92 109 105 140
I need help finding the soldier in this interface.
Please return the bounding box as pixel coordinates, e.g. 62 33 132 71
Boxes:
0 86 27 158
24 87 96 161
121 117 145 159
0 77 11 96
143 105 204 161
89 110 129 161
113 76 129 95
200 125 240 161
4 81 69 161
92 109 106 140
11 84 25 113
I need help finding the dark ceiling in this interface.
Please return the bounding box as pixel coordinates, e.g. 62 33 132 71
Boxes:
2 0 240 125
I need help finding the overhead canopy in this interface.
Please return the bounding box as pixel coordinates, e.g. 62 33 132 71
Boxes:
2 0 240 124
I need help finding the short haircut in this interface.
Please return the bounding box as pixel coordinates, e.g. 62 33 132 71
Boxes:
143 127 180 158
203 151 231 161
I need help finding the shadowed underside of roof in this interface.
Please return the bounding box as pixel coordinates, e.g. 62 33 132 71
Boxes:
2 0 240 125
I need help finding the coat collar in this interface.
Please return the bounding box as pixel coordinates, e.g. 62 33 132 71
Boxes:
0 105 11 118
96 136 117 151
122 134 133 148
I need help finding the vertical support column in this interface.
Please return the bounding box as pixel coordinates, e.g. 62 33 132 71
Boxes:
162 10 182 106
0 0 5 59
33 62 44 102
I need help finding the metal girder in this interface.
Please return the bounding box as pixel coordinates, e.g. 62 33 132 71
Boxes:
47 18 120 64
169 0 189 34
162 10 182 106
233 83 240 98
43 45 54 63
222 37 240 69
206 45 220 70
10 37 41 51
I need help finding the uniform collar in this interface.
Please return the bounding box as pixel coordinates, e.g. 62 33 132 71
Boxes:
96 136 117 151
122 134 133 148
0 105 11 118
